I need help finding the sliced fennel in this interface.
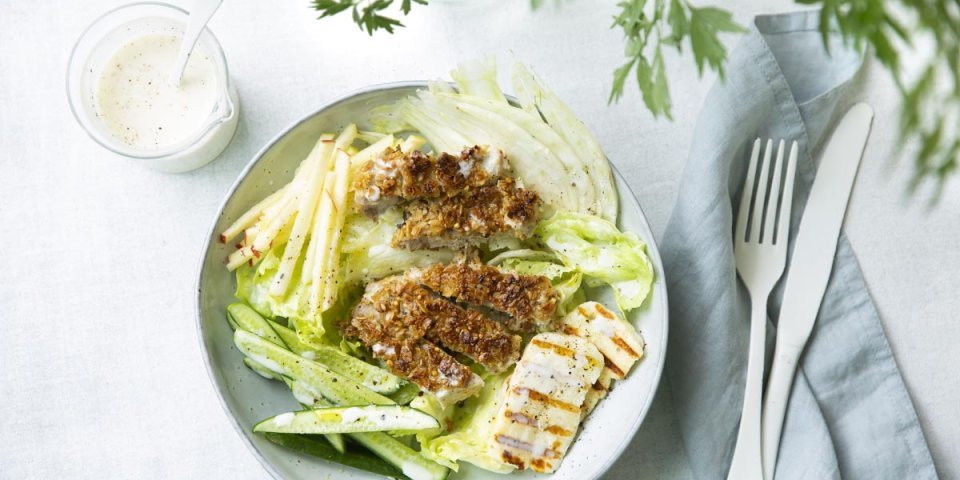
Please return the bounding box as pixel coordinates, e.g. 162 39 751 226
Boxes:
377 58 619 221
450 57 507 103
511 62 618 220
399 91 581 215
433 91 596 212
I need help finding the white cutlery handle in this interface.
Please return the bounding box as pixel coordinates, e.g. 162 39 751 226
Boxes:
727 298 767 480
171 0 224 86
761 342 804 479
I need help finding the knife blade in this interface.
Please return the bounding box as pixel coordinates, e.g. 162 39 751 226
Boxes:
761 102 874 480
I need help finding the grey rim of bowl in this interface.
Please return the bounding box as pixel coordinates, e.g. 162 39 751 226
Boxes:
194 81 669 480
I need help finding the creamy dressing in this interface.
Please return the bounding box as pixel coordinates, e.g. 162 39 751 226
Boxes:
371 343 396 356
486 150 502 172
96 34 219 149
291 385 316 406
458 160 473 177
340 407 367 424
299 350 316 360
273 412 295 427
246 352 284 376
364 185 381 202
401 461 436 480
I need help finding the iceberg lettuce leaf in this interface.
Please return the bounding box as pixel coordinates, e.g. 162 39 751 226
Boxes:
416 373 515 473
537 211 654 311
235 245 327 347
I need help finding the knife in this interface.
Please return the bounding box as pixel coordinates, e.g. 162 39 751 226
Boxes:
761 103 874 479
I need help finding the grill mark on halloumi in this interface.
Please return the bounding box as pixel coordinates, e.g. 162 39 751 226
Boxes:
604 357 626 378
494 435 561 459
543 425 574 436
513 387 580 414
504 410 539 427
611 337 640 358
529 338 576 359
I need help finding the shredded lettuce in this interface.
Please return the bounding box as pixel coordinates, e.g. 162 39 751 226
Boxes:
537 211 654 311
235 247 313 323
340 209 455 284
416 373 514 473
499 257 571 278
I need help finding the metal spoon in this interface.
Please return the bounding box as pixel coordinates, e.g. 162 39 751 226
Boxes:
170 0 224 87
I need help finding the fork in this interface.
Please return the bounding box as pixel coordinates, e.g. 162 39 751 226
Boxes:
726 138 799 480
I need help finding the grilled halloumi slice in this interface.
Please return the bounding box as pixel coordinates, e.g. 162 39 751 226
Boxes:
580 368 616 419
561 302 645 417
489 332 603 473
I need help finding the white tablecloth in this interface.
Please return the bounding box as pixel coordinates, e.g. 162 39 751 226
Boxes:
1 1 956 478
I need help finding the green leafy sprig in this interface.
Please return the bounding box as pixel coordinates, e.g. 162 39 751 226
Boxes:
609 0 745 118
312 0 427 35
307 0 960 189
806 0 960 192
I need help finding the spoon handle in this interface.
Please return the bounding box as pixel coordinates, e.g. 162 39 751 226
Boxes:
171 0 224 86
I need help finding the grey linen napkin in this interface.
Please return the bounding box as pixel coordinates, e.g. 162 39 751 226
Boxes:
662 10 938 480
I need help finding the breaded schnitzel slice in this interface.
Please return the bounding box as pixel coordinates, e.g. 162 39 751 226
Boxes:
392 177 540 251
414 261 558 332
344 275 522 403
353 145 507 216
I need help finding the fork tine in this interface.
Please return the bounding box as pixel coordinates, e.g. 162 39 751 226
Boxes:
750 139 774 243
763 140 786 244
775 141 799 245
736 139 762 244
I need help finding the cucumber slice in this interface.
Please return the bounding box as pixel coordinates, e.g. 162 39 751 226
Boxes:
387 382 422 406
267 319 404 395
352 432 448 480
227 303 286 347
237 332 446 479
255 406 439 434
234 330 393 407
266 319 309 352
281 378 347 453
261 433 408 479
243 357 285 381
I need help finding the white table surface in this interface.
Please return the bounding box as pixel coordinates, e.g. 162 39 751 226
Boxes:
1 1 957 478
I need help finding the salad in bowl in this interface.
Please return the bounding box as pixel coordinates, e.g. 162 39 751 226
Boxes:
203 59 659 480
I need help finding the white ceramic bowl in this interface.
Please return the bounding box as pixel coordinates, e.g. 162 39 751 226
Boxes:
196 83 668 480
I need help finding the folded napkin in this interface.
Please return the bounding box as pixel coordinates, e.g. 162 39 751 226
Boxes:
662 10 938 480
